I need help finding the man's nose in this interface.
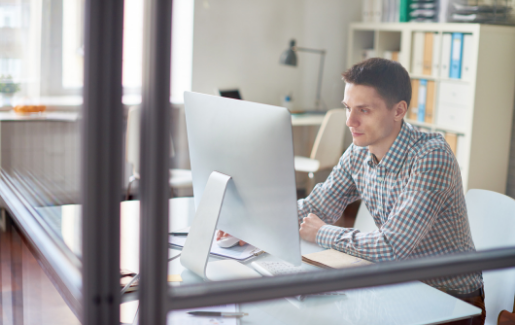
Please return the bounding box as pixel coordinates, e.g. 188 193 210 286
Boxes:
346 110 359 128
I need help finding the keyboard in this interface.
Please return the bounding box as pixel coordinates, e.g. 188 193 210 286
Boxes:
251 261 306 276
251 261 346 301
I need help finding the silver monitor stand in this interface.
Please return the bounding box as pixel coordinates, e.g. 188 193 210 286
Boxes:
180 171 261 280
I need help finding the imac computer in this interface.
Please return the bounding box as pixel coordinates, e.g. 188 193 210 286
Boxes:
217 88 242 100
181 91 301 281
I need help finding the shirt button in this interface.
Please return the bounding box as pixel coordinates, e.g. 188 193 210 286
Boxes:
377 177 383 182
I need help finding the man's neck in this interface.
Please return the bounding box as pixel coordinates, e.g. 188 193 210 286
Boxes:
368 123 402 162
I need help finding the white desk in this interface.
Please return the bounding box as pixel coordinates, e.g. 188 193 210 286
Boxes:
125 198 480 325
51 198 480 325
291 113 325 126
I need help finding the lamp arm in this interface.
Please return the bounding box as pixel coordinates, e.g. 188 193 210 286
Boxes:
315 51 326 110
295 47 326 55
293 46 326 110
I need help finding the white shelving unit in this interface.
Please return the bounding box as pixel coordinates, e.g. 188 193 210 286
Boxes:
348 22 515 193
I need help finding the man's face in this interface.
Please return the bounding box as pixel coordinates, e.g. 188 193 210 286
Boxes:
343 83 400 149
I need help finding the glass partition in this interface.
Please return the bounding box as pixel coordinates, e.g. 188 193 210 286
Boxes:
1 1 515 325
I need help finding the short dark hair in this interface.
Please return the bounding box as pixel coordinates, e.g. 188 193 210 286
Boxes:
342 58 411 108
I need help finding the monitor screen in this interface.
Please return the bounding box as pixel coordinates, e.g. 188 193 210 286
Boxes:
218 89 242 100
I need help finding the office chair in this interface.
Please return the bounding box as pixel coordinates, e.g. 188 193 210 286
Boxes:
294 108 346 195
465 189 515 325
126 106 193 200
353 202 377 233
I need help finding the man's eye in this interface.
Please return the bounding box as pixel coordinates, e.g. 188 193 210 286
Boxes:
361 109 368 113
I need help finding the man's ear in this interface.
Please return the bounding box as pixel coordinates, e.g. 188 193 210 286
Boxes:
393 100 408 121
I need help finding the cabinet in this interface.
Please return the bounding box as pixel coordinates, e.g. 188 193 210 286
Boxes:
348 22 515 193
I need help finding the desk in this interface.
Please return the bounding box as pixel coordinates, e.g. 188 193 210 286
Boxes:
291 113 325 126
52 198 481 325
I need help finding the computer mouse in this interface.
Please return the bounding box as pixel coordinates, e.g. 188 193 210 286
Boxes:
216 235 240 248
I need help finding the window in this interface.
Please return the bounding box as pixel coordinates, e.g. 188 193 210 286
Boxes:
39 0 193 103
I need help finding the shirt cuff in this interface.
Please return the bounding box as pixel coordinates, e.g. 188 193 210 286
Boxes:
316 224 344 249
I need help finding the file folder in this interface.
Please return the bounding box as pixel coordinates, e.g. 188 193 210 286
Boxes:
440 33 452 78
461 34 473 80
417 79 427 122
422 32 434 75
432 33 441 77
409 79 419 120
412 31 425 75
425 80 435 124
450 33 464 79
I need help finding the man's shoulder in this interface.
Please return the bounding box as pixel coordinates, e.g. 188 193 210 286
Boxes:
408 129 454 160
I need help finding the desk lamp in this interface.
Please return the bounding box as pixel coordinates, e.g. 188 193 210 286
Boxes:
280 39 326 111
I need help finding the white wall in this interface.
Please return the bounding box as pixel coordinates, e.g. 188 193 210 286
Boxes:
191 0 362 109
191 0 304 106
300 0 362 110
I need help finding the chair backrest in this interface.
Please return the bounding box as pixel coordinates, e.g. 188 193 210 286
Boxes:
353 202 378 233
466 189 515 325
310 108 347 170
126 105 176 176
126 106 141 175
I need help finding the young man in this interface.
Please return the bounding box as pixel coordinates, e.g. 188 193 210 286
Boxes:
298 58 485 325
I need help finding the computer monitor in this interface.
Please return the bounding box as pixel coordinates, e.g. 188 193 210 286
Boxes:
182 91 301 280
217 88 242 100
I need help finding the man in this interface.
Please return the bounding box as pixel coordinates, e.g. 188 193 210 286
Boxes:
298 58 485 325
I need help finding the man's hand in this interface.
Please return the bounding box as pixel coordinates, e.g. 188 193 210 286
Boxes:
216 230 246 246
299 213 327 243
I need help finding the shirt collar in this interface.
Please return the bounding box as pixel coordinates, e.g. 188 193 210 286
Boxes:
374 121 414 173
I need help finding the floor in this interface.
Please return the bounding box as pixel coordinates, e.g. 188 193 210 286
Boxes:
0 218 80 325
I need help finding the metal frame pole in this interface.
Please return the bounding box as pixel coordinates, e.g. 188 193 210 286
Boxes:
166 247 515 310
138 0 173 324
82 0 125 323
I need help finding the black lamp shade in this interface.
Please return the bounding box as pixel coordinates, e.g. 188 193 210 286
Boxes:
280 39 297 66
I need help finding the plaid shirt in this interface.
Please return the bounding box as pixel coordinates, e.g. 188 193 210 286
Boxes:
298 121 483 294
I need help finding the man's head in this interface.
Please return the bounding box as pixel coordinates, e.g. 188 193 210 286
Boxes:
341 58 411 157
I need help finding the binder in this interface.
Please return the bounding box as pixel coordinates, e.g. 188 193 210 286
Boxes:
431 33 441 77
450 33 464 79
461 34 473 80
392 51 400 62
412 31 425 75
455 135 467 171
409 79 419 120
362 49 376 61
384 51 393 60
382 0 389 21
394 0 400 21
444 132 458 155
362 0 371 22
374 0 383 22
384 51 400 62
417 79 427 122
422 32 434 75
440 33 452 78
400 0 412 22
425 80 435 123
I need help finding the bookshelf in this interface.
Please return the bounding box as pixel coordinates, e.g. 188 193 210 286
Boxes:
348 22 515 193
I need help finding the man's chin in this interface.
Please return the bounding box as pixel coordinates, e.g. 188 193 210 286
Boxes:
352 138 368 147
